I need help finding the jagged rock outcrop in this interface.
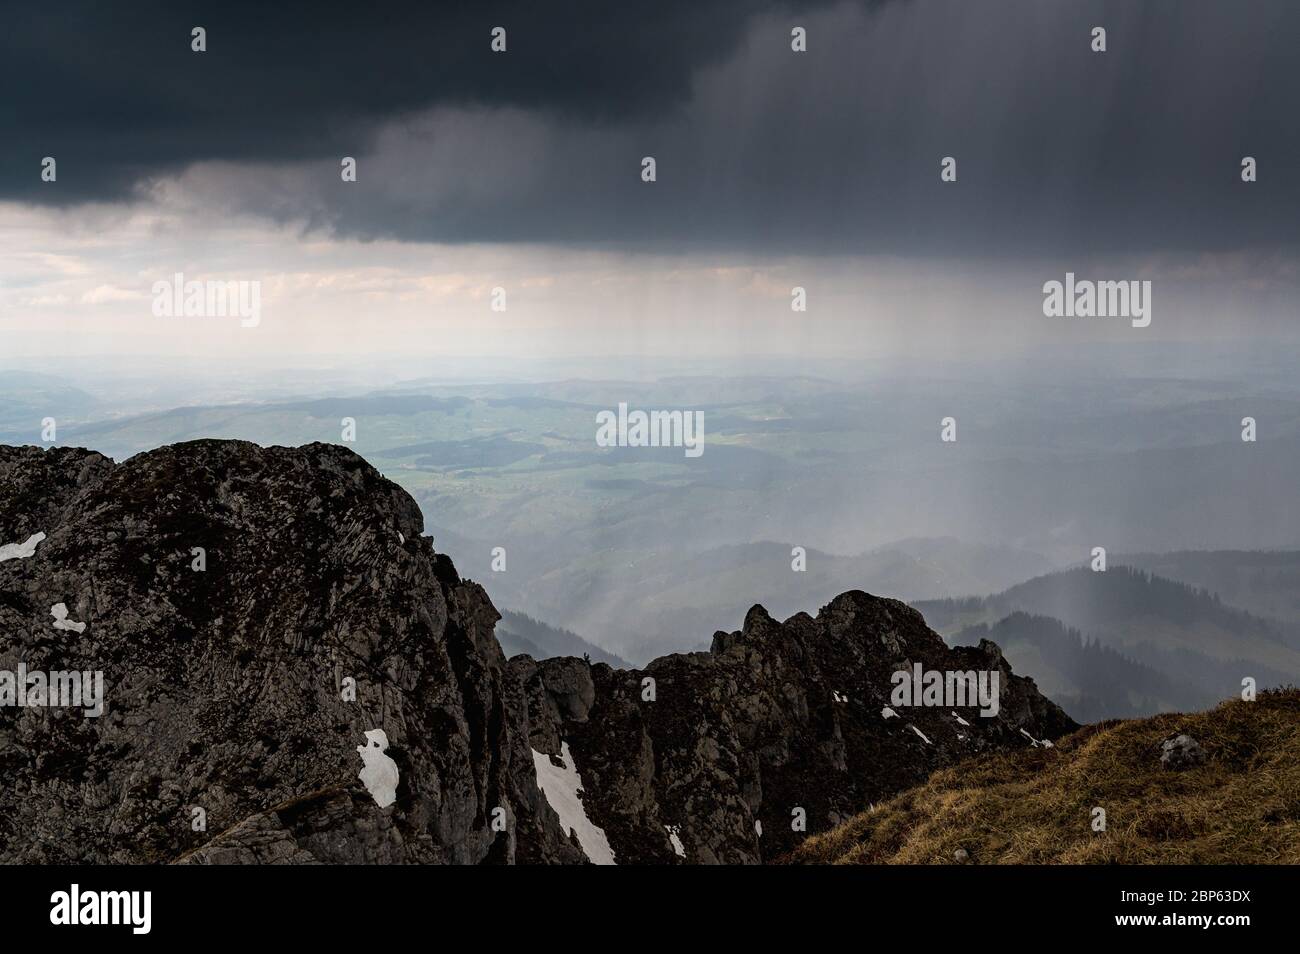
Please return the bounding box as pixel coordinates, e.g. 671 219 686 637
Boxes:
514 597 1077 864
0 441 583 864
2 439 1075 865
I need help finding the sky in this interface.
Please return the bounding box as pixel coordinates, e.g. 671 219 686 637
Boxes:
2 0 1297 361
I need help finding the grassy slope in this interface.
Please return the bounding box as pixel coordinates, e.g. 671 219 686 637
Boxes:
787 689 1300 864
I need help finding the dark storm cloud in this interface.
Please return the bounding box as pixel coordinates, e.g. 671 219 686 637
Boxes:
5 0 1300 257
1 0 836 200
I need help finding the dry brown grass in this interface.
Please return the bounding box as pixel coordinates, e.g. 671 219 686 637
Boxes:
787 688 1300 864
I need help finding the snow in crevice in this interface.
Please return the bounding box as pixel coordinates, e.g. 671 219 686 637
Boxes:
1018 727 1053 748
0 532 45 562
909 724 932 745
356 728 400 808
881 706 898 719
951 711 971 727
665 824 686 859
533 741 616 865
50 603 86 634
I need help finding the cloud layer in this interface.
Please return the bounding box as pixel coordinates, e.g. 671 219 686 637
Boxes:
6 0 1299 256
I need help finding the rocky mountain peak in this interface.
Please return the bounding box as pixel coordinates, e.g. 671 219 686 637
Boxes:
0 440 581 864
516 587 1076 863
1 439 1074 865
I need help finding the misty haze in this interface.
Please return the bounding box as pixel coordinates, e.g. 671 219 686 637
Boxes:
2 0 1298 898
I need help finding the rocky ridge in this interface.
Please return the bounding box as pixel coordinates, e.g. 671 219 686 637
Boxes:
514 594 1077 863
0 440 1075 864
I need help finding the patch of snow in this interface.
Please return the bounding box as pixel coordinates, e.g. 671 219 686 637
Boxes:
533 742 616 865
951 711 971 727
398 532 405 544
832 689 848 703
356 728 400 807
754 819 763 837
1018 727 1044 748
665 824 686 858
881 706 897 719
909 724 932 745
0 532 45 562
50 603 86 634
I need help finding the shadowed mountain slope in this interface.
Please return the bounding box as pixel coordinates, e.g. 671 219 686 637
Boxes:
515 593 1076 863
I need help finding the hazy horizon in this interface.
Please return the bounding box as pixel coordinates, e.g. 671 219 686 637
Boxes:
4 0 1299 701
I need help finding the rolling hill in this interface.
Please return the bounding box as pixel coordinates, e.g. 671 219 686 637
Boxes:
495 610 631 668
916 566 1300 719
949 612 1205 722
1119 549 1300 624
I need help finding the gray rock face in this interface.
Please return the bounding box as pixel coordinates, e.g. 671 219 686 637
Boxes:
1 439 1078 865
514 598 1078 864
1159 733 1207 770
0 440 583 864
